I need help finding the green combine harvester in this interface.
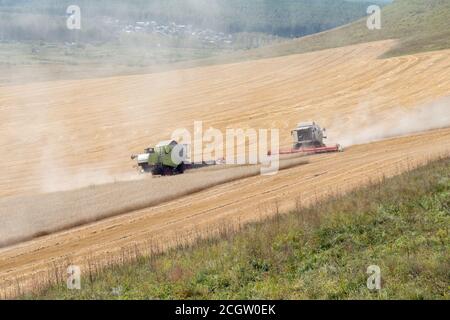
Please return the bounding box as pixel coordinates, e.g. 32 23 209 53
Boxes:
131 140 219 176
131 140 189 175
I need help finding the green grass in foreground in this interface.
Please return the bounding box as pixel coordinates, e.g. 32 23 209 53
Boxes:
33 158 450 300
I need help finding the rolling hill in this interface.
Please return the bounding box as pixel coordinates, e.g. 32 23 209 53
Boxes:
1 40 450 297
0 0 379 85
0 0 449 299
231 0 450 59
1 0 449 86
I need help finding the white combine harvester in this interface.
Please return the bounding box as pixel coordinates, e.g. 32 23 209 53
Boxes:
270 121 343 155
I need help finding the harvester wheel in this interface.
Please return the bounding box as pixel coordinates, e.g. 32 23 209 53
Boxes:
177 163 186 174
163 167 174 176
152 166 164 176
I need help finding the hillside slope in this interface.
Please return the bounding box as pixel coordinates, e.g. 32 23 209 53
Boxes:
1 41 450 297
1 40 450 198
2 129 450 298
1 1 448 85
0 0 377 85
208 0 450 61
31 157 450 300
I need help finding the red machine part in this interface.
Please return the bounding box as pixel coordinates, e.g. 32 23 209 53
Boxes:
269 144 343 156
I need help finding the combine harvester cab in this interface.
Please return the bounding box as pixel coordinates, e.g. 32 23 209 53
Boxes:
292 122 327 148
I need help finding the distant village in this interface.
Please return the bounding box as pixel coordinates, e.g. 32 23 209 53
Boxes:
105 17 235 47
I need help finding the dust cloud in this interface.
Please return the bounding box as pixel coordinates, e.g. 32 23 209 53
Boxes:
330 97 450 147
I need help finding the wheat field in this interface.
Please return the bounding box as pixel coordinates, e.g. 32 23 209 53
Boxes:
1 40 450 297
0 157 308 247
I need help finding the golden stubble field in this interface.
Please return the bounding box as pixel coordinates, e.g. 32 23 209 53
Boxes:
1 40 449 198
0 40 450 297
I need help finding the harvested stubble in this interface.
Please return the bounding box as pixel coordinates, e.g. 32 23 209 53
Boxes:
0 156 308 247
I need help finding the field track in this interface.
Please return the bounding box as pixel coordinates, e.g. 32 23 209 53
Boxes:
0 40 450 297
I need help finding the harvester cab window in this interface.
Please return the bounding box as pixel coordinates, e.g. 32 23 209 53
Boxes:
297 128 312 141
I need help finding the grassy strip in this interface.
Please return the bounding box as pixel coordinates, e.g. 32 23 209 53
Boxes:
32 157 450 300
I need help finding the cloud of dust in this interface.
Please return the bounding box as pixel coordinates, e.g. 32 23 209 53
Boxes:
40 163 145 194
329 97 450 147
1 3 195 196
36 103 146 194
37 135 145 194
